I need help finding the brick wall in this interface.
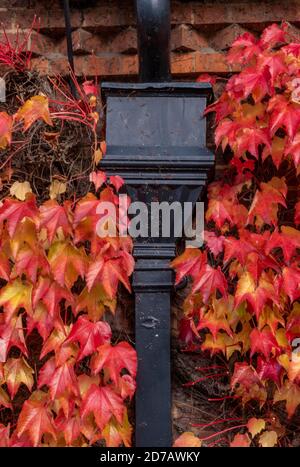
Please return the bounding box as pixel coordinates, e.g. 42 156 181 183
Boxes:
2 0 300 79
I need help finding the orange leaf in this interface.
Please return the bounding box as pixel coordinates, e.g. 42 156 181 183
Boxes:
16 95 53 131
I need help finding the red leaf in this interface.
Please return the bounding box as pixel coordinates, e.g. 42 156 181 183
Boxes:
192 264 228 303
257 356 283 386
250 328 280 359
109 175 124 192
231 362 261 390
0 112 13 149
16 398 56 447
39 358 79 400
89 171 107 191
39 200 72 243
91 342 137 385
0 423 10 447
0 195 39 237
0 315 28 363
32 276 73 318
82 80 98 96
65 315 111 361
268 95 300 139
204 231 225 256
80 384 124 430
170 248 203 284
266 226 300 263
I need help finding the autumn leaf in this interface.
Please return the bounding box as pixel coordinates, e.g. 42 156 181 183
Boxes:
4 357 34 399
0 279 32 321
91 342 137 385
234 271 278 319
48 241 87 289
206 198 234 228
258 430 278 447
204 231 225 256
268 94 300 139
86 255 132 299
250 328 280 359
197 305 233 341
266 226 300 263
231 362 261 390
89 171 106 191
0 315 28 362
55 412 81 446
257 356 283 386
38 358 79 400
26 302 56 342
40 325 74 364
102 410 132 447
49 180 67 200
0 195 39 237
75 284 116 321
65 315 111 361
9 181 32 201
16 398 56 446
15 95 53 131
274 381 300 418
192 264 228 303
80 384 124 430
11 243 49 283
0 423 10 447
110 175 124 192
173 432 201 447
118 374 136 400
0 387 12 410
170 248 203 284
39 200 72 243
230 433 251 447
247 417 265 438
0 111 13 149
281 266 300 303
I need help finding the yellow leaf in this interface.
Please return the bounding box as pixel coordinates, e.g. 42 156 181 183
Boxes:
247 417 265 437
49 180 67 200
0 278 32 320
102 409 132 447
259 430 278 447
10 181 32 201
94 148 103 165
16 95 53 131
4 357 34 399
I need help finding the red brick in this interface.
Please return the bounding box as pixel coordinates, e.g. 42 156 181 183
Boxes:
171 25 208 52
210 24 252 51
56 28 137 56
81 2 135 32
71 28 95 55
12 9 82 35
31 50 240 78
111 28 137 54
172 1 300 28
172 51 240 76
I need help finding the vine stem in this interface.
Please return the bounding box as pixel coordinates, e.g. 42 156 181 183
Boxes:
199 424 247 442
183 372 228 387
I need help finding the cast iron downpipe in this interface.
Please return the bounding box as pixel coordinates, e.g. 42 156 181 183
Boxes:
101 0 215 447
136 0 171 82
62 0 76 97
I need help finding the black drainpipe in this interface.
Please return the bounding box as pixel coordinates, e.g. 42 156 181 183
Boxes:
136 0 171 82
62 0 76 96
